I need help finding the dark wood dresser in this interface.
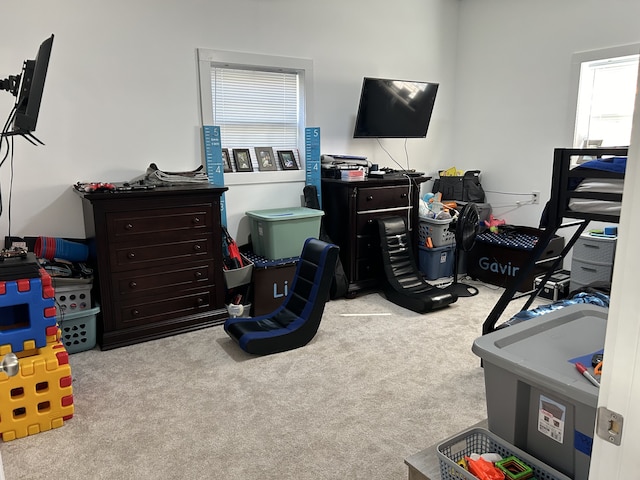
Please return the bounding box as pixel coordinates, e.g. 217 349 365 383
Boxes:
321 176 429 297
78 184 228 350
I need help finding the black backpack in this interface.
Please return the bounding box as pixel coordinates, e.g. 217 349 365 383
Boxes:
303 185 348 299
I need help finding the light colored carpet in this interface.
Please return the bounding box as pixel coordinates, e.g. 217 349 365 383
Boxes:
1 281 534 480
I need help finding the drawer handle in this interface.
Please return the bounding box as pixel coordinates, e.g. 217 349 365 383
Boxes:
131 309 140 317
193 244 202 252
196 297 204 306
194 271 203 279
129 281 137 289
400 193 408 199
125 223 134 230
127 252 136 259
367 195 374 201
193 216 201 224
584 244 600 249
367 219 373 224
581 266 598 272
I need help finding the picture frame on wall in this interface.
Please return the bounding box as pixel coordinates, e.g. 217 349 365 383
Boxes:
222 148 232 172
255 147 277 171
233 149 253 172
277 150 298 170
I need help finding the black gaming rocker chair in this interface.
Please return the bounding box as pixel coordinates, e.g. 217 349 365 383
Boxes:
224 238 340 355
377 216 458 313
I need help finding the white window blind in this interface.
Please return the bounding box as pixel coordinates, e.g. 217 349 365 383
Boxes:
211 67 299 150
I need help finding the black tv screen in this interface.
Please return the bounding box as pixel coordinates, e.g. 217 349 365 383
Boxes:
353 77 438 138
13 34 54 134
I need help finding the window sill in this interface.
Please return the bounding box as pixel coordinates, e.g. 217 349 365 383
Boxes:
221 170 306 186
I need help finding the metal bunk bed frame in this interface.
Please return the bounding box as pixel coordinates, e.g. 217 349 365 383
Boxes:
482 146 628 335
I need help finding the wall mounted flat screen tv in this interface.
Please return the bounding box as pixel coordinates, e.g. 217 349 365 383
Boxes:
12 34 54 134
353 77 439 138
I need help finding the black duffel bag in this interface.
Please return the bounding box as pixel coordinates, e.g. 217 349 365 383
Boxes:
432 170 485 203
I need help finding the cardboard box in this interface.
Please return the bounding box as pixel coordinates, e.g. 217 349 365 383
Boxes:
466 226 565 292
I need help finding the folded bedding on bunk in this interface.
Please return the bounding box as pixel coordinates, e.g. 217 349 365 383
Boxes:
568 198 622 215
573 178 624 193
567 156 626 214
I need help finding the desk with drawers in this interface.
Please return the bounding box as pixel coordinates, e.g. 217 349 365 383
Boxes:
321 176 429 297
78 184 228 350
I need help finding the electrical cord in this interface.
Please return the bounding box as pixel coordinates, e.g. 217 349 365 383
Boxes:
7 137 14 241
483 190 534 197
376 137 414 173
1 105 18 237
374 138 419 229
403 138 410 171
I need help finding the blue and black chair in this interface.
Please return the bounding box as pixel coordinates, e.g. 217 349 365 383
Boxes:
224 238 339 355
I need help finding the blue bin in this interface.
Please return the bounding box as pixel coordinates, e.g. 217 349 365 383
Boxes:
418 245 455 280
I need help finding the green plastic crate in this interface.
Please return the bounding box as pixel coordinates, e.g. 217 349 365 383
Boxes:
246 207 323 260
58 305 99 354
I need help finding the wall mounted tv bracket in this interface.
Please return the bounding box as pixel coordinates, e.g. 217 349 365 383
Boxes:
0 75 20 97
1 72 44 146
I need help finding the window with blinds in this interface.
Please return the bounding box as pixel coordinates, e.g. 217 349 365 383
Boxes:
210 67 300 150
197 49 312 178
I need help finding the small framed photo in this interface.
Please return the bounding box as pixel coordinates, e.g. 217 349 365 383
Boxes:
255 147 277 171
232 148 253 172
222 148 232 173
277 150 298 170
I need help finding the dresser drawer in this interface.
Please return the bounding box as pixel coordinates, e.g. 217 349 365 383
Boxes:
112 260 214 298
107 205 213 241
115 290 213 329
571 259 613 287
110 236 214 272
573 236 616 265
356 235 379 261
356 258 381 281
356 186 410 211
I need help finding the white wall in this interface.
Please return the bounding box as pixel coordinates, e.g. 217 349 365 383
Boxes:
3 1 638 248
454 2 640 475
454 0 640 228
0 0 460 243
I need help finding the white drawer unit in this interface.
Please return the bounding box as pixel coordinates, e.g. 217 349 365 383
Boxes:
570 234 617 293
